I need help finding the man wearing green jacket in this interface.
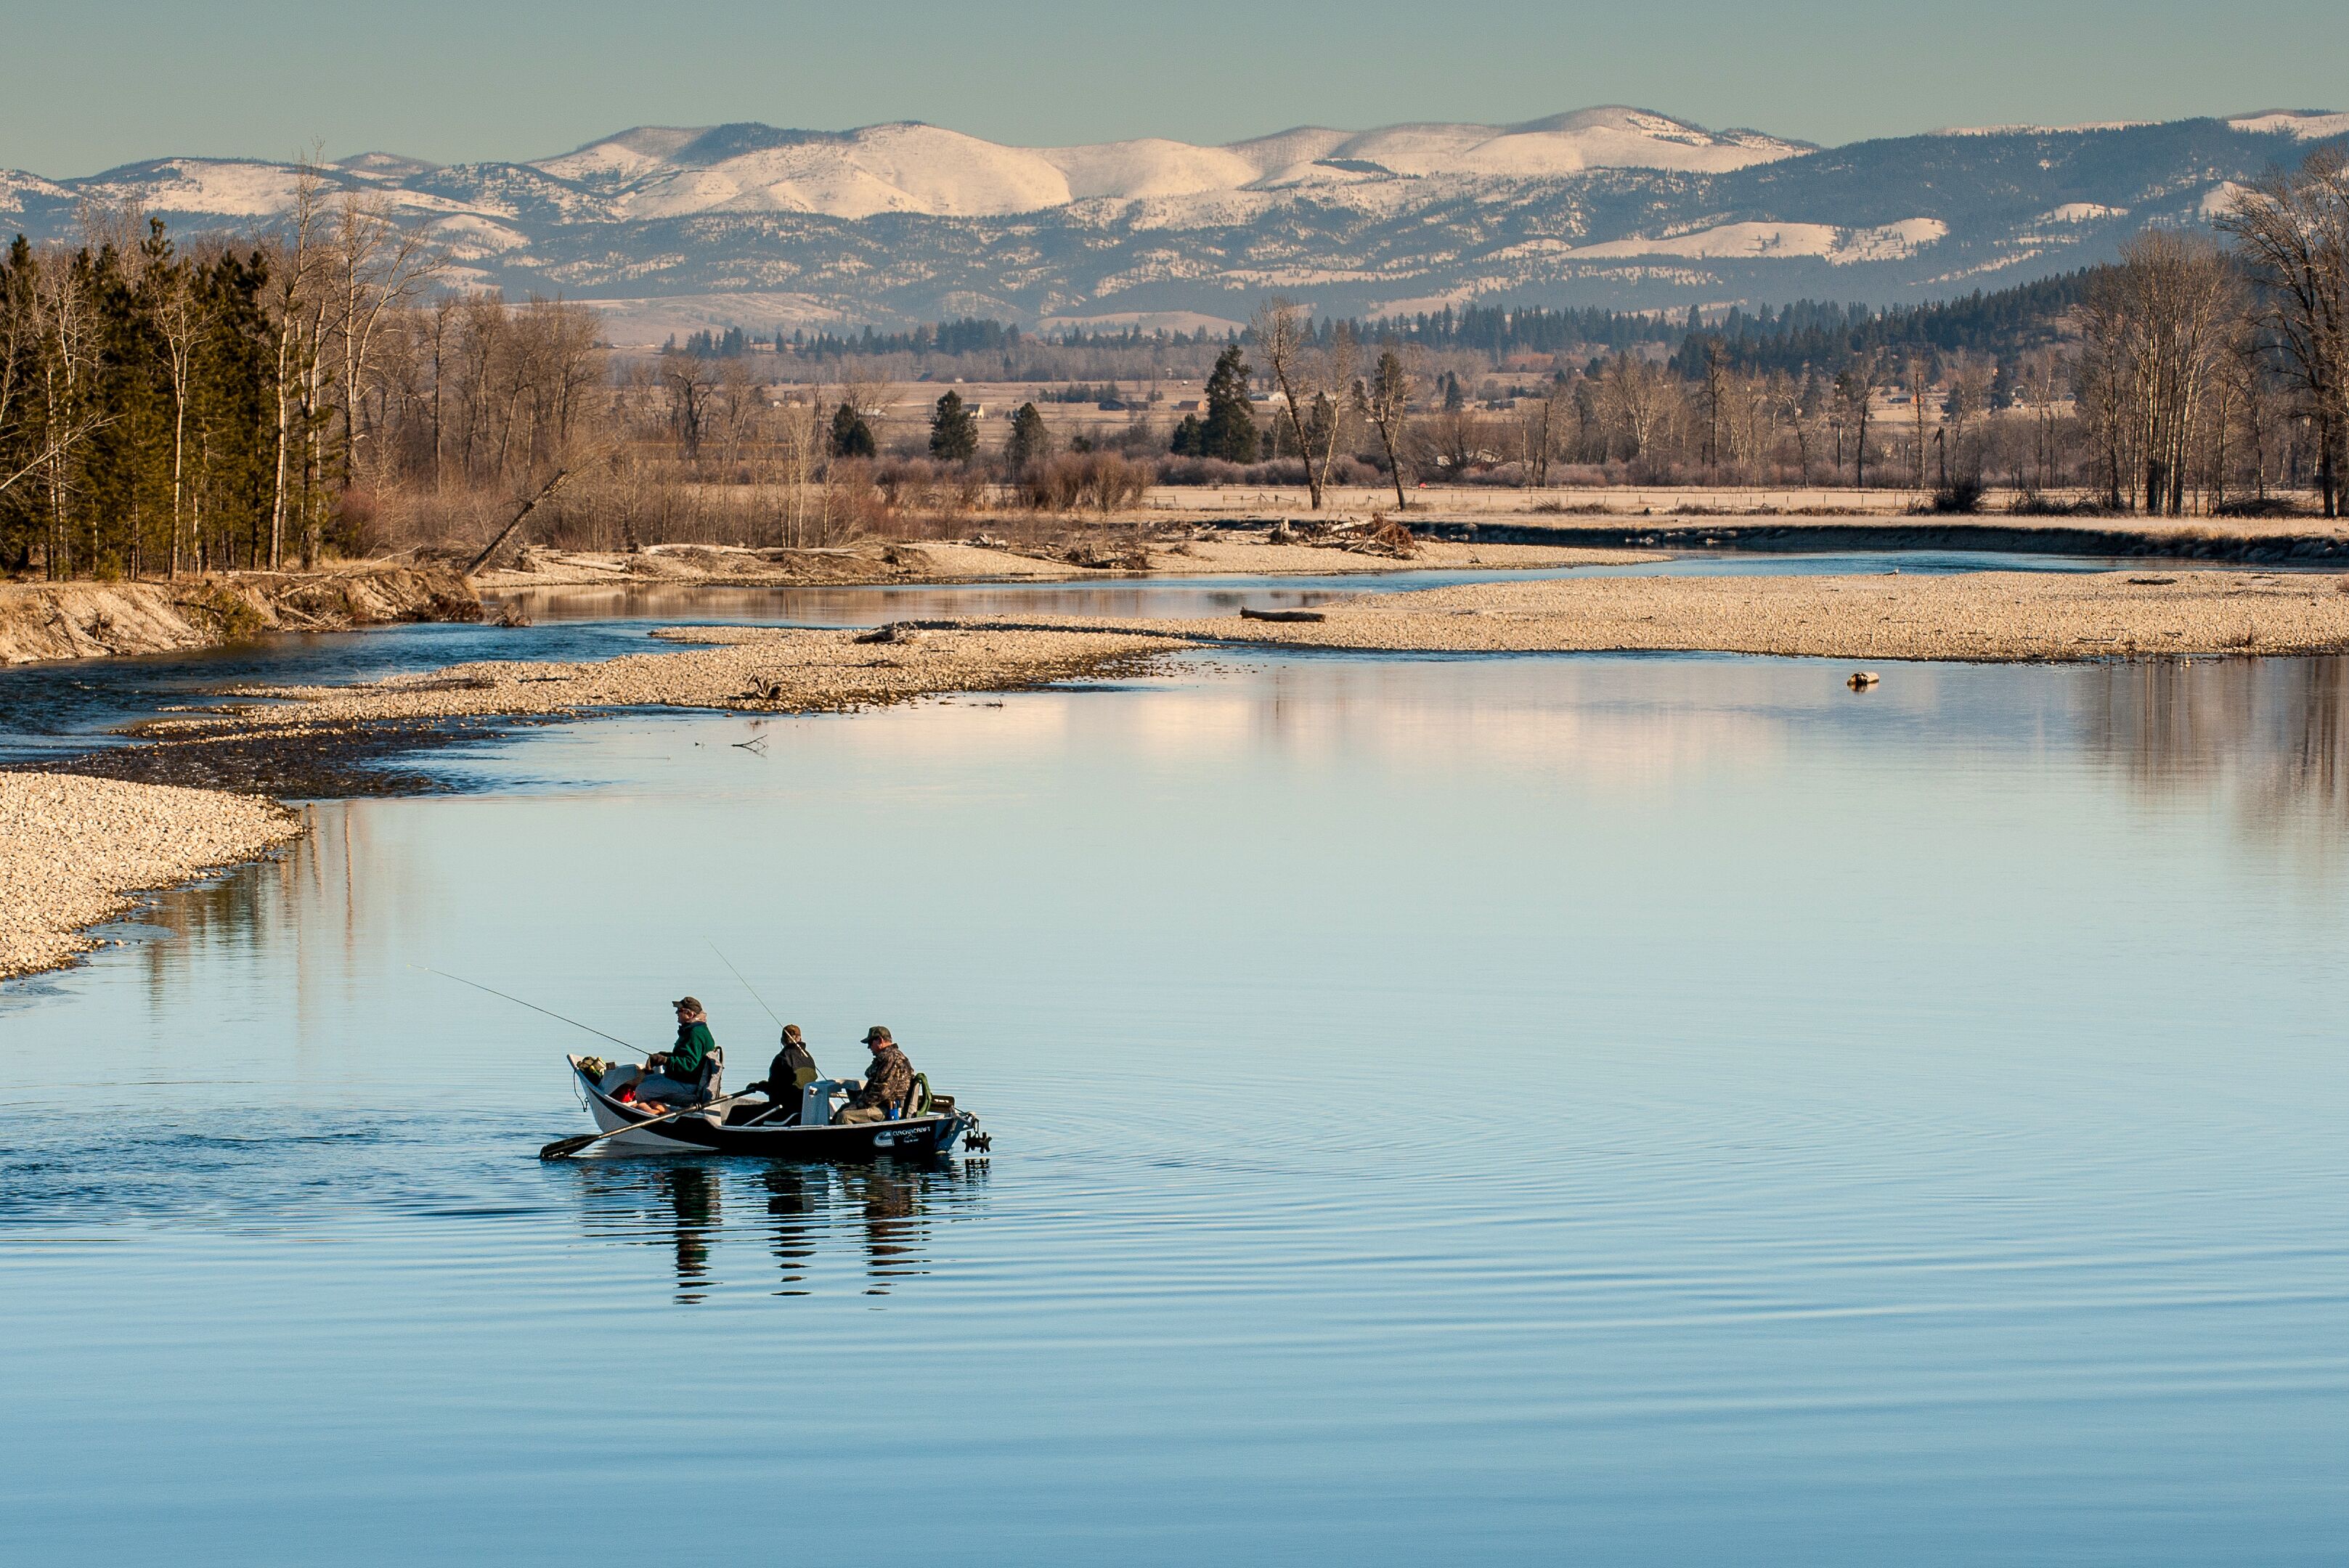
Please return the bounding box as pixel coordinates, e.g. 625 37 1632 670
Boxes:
623 997 719 1106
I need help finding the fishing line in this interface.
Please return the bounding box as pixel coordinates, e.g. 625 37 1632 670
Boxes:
707 939 784 1031
412 965 648 1056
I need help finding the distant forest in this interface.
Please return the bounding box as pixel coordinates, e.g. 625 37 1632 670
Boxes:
675 270 2099 383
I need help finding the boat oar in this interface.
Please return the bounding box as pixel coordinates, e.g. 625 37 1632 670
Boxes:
539 1090 757 1161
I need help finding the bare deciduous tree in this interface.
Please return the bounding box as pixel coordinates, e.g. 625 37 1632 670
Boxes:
1353 347 1414 508
2220 149 2349 517
2079 230 2235 514
1250 296 1346 510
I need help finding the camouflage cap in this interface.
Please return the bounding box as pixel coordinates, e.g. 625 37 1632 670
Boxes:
672 996 703 1013
861 1025 892 1044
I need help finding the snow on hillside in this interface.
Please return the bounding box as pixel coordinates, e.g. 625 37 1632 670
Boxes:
1565 218 1946 264
1043 138 1264 201
338 152 441 181
529 105 1805 220
2228 110 2349 141
1300 108 1804 180
0 171 73 216
534 127 707 187
614 123 1074 219
2040 203 2128 223
2200 181 2252 218
1931 121 2154 136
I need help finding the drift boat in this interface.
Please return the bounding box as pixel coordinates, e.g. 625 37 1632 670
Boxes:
563 1053 982 1159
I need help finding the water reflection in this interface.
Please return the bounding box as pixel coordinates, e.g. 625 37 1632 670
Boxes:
561 1156 982 1302
105 651 2349 1026
2080 656 2349 846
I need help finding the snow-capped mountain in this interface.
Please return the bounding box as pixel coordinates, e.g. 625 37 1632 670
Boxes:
3 107 2341 342
513 108 1809 220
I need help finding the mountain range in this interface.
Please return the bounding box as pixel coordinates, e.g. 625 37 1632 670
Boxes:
4 105 2345 344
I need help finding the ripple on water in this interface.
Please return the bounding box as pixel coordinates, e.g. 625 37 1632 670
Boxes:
3 647 2347 1564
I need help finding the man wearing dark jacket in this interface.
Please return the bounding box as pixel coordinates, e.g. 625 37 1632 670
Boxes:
747 1024 822 1124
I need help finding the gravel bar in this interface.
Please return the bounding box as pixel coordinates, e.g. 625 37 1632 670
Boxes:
1008 568 2349 662
1 772 302 981
134 624 1191 736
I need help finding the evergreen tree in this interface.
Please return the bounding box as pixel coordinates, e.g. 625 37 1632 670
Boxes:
1442 371 1465 412
1199 345 1258 463
1169 413 1204 457
929 388 977 462
1004 401 1049 470
829 400 875 460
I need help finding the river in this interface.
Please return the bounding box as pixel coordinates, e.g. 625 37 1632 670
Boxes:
1 569 2344 1564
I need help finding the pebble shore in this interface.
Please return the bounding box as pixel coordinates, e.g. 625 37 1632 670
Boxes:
134 624 1188 738
1 772 302 981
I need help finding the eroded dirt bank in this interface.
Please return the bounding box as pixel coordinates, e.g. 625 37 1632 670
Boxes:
0 567 481 665
0 772 303 981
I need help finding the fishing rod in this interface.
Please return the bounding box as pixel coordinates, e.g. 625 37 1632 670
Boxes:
707 940 783 1032
412 965 649 1057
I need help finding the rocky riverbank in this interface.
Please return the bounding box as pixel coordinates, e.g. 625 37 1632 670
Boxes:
0 566 481 665
0 772 303 981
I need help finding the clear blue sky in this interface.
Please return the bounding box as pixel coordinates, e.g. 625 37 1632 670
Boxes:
7 0 2343 176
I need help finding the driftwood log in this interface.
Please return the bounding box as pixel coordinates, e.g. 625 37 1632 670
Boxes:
1240 606 1327 624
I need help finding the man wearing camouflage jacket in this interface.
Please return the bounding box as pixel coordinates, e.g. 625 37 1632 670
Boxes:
841 1026 915 1123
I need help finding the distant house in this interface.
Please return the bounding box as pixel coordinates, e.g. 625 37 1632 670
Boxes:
1174 400 1201 412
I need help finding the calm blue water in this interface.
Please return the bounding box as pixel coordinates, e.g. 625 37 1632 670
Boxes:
3 645 2345 1564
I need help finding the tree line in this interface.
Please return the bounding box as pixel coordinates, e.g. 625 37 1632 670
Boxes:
1 168 441 578
5 147 2345 579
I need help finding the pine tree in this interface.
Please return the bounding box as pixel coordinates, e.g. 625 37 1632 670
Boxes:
1004 401 1049 470
1200 345 1258 463
829 399 875 460
1169 413 1204 457
929 389 977 462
